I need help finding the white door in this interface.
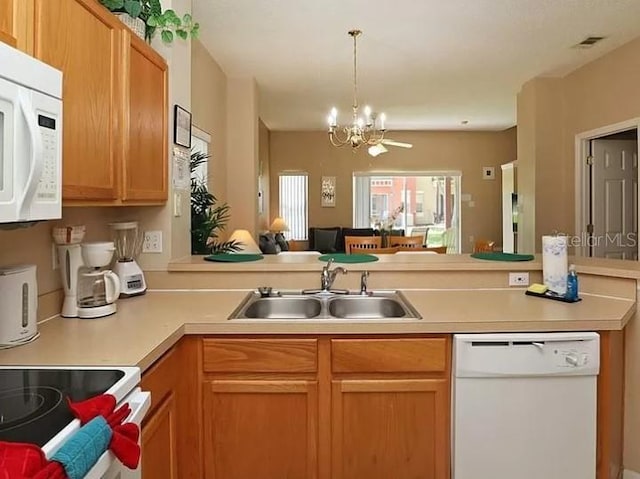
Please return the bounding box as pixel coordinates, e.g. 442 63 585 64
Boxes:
591 139 638 259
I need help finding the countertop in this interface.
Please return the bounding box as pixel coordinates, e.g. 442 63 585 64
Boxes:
0 289 634 372
168 253 640 278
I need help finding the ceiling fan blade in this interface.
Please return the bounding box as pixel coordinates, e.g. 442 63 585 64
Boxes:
381 139 413 148
368 144 388 157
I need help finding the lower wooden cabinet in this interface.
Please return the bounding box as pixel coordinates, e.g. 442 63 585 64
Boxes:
203 379 318 479
141 392 177 479
332 378 449 479
142 333 620 479
199 336 450 479
140 337 201 479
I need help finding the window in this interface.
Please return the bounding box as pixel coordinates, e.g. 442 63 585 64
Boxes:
279 173 308 240
353 172 461 252
371 194 388 216
416 190 424 213
190 126 211 184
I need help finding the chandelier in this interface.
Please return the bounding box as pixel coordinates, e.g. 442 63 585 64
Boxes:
327 29 386 150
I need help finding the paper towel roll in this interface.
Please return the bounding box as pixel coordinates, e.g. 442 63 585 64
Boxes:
542 235 568 295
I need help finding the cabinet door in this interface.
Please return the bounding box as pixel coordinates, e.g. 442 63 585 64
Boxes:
0 0 30 50
141 392 178 479
122 31 167 202
33 0 122 201
203 380 318 479
332 378 449 479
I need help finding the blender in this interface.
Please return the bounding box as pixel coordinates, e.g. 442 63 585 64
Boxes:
109 221 147 297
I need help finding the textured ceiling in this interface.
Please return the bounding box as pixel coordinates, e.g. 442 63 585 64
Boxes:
194 0 640 131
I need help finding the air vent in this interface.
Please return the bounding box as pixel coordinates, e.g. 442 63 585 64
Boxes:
573 36 606 49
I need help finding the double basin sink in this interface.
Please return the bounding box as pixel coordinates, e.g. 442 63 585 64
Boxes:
229 290 421 320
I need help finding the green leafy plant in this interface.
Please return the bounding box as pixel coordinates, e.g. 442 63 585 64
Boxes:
190 151 240 255
99 0 199 43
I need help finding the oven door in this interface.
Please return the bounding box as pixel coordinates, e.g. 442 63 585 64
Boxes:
85 388 151 479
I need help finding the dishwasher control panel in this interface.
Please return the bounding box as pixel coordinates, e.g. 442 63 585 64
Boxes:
454 332 600 377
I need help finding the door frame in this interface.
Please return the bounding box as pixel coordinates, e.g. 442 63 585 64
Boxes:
574 118 640 257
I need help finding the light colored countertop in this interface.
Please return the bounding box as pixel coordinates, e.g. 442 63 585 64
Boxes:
168 253 640 278
0 289 634 372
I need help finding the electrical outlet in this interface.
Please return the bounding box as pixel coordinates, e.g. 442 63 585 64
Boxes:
508 272 530 286
143 230 163 253
51 243 59 270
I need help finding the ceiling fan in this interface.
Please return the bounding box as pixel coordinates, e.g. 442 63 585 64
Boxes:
368 139 413 157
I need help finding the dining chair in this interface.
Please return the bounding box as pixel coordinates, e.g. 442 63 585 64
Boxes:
351 246 399 255
344 235 382 254
425 246 448 254
473 239 495 253
389 235 423 248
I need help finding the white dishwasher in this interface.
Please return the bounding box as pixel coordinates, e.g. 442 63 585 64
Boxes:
452 332 599 479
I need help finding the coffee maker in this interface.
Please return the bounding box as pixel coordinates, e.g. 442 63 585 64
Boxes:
57 241 120 318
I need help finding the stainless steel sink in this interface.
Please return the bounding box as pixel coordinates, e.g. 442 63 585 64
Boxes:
229 290 420 320
328 296 408 319
243 296 322 319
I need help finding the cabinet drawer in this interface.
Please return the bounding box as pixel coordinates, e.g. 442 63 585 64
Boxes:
331 338 447 373
203 339 318 373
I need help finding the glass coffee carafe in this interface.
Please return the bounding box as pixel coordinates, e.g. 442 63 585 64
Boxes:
77 268 120 308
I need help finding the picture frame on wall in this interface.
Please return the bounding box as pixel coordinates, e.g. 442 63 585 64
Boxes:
174 104 192 148
321 176 336 207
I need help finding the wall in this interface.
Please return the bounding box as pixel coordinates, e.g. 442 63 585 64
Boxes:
225 78 260 236
518 36 640 248
269 129 517 253
0 208 129 301
258 119 271 231
516 78 565 253
191 39 228 208
516 35 640 473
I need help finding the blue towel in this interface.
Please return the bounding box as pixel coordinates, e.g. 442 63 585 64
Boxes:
52 416 112 479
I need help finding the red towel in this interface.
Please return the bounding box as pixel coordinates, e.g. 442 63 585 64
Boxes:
0 394 140 478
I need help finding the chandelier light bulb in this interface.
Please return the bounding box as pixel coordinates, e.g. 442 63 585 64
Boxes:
380 112 386 130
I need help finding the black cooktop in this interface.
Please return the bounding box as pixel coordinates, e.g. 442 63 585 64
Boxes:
0 369 124 447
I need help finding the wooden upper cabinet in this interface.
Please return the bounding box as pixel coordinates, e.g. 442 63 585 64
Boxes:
33 0 122 201
123 31 167 202
0 0 18 47
0 0 31 50
29 0 167 204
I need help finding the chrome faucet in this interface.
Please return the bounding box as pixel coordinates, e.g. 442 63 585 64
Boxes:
359 271 370 295
321 258 347 292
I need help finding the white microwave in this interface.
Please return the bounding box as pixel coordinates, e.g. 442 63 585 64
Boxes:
0 41 62 224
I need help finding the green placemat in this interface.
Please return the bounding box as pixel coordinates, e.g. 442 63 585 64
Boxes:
204 253 264 262
471 252 534 262
318 253 379 263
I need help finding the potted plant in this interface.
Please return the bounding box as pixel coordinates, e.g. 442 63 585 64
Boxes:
190 151 241 255
98 0 199 43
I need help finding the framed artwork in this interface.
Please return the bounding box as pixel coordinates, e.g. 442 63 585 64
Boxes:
174 104 192 148
321 176 336 207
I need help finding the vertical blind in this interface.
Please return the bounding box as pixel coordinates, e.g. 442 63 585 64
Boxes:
279 173 308 240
